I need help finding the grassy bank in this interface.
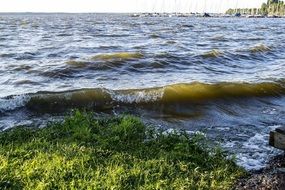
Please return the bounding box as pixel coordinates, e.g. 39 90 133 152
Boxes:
0 111 246 189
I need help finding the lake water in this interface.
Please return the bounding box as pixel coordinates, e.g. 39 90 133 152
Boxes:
1 13 285 170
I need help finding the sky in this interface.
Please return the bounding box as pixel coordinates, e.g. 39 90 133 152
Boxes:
0 0 267 13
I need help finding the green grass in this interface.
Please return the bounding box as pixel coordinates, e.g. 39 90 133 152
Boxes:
0 111 246 190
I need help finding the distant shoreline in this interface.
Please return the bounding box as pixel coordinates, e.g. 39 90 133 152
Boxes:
1 12 284 18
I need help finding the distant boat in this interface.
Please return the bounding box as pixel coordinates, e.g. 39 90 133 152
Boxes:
130 13 140 17
203 13 211 17
235 13 241 17
246 15 255 18
268 15 280 18
255 15 265 18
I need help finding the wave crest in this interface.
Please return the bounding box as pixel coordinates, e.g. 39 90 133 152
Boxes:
250 44 271 53
0 95 29 113
201 49 223 58
1 81 285 113
91 52 144 61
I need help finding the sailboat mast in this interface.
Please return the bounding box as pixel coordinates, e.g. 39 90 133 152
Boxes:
268 0 271 15
161 0 165 13
235 0 238 14
218 0 222 13
277 1 280 16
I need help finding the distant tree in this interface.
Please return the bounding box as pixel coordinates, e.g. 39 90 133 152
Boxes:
268 0 280 4
225 8 234 15
226 0 285 15
261 3 268 15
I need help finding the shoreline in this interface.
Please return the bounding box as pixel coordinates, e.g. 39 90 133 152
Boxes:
235 154 285 190
1 111 284 189
129 12 285 18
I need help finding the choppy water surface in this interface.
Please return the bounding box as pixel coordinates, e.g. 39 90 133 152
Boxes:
1 13 285 170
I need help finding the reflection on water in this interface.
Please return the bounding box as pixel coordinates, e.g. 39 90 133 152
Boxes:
1 13 285 170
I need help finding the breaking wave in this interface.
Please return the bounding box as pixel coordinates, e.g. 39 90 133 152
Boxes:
1 81 285 113
0 95 29 112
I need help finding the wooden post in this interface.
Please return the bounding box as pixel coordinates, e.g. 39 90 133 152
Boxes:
270 126 285 151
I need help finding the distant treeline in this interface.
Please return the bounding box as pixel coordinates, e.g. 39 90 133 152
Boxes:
226 0 285 16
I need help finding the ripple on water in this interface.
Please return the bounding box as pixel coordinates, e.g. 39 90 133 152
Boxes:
14 52 38 60
200 49 223 59
65 60 88 68
13 79 40 86
250 44 271 53
63 52 145 71
8 64 33 72
209 35 228 42
91 52 144 61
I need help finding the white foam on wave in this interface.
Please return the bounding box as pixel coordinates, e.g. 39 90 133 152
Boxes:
235 133 269 170
110 89 164 104
0 120 34 131
223 141 236 148
269 125 282 131
0 95 29 112
186 130 207 137
242 134 265 150
183 127 282 171
237 153 267 171
233 131 283 171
